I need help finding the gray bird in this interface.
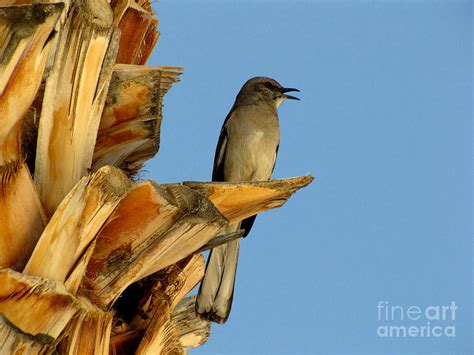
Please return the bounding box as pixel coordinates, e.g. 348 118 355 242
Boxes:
196 76 299 323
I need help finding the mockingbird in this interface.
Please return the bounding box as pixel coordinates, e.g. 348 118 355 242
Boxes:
195 77 299 323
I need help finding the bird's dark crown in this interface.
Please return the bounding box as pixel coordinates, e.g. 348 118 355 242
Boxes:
242 76 284 91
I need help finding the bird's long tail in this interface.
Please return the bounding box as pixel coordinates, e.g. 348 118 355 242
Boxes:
196 226 240 324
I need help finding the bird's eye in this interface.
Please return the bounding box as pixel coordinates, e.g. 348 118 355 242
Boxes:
264 82 274 89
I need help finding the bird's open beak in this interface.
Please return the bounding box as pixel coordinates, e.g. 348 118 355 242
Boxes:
281 87 300 100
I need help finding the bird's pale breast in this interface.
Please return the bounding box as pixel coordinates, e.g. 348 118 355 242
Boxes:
223 105 280 182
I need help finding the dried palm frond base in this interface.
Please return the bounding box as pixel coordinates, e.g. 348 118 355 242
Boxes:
0 0 313 354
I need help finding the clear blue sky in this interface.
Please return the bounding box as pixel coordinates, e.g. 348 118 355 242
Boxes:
146 1 472 354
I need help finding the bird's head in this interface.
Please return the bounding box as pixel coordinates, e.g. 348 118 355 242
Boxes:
236 77 300 109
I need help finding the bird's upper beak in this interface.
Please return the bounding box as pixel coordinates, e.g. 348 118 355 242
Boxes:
281 87 300 101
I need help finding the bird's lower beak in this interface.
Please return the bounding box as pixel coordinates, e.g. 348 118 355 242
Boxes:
281 87 300 100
